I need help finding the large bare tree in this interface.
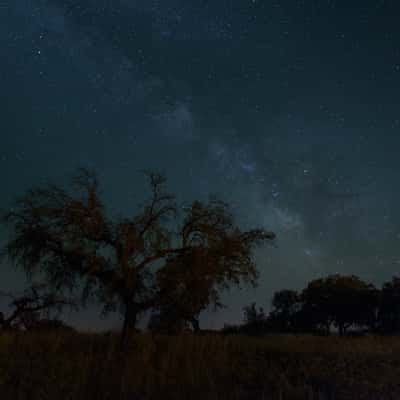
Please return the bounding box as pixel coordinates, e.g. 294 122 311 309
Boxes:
2 168 275 340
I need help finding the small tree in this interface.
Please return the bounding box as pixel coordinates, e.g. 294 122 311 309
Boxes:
0 284 74 331
377 276 400 334
268 289 301 333
241 302 267 335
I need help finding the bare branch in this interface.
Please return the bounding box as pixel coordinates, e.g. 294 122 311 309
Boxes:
0 284 76 330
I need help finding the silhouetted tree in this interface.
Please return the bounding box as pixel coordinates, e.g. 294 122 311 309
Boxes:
301 274 377 335
241 302 267 335
0 284 74 331
377 276 400 334
267 289 301 333
2 168 275 341
152 199 275 333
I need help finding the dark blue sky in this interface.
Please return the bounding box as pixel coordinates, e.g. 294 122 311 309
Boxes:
1 0 400 330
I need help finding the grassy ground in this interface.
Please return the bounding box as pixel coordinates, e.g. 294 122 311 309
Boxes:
1 331 400 399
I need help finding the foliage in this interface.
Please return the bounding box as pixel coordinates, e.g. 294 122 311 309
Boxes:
154 198 274 332
267 289 301 333
240 302 267 335
2 168 275 339
301 274 378 335
377 276 400 334
0 283 75 331
236 274 392 337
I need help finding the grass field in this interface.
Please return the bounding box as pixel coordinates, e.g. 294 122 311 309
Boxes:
1 331 400 399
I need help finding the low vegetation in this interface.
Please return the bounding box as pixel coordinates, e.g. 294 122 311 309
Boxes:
1 331 400 400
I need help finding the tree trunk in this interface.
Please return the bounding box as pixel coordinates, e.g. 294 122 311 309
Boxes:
190 317 200 334
120 302 138 347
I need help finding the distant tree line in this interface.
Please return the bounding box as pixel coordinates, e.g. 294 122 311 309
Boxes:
223 274 400 336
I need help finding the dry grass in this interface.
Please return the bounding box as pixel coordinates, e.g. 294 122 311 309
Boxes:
1 331 400 399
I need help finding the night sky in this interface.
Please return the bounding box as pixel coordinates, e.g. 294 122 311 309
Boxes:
2 0 400 330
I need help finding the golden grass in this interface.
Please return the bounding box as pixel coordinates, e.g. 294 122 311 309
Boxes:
1 331 400 399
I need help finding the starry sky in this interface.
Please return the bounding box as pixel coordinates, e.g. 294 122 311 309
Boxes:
1 0 400 330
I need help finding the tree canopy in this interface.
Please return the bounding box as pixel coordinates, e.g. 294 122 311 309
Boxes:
301 274 378 335
2 168 275 339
